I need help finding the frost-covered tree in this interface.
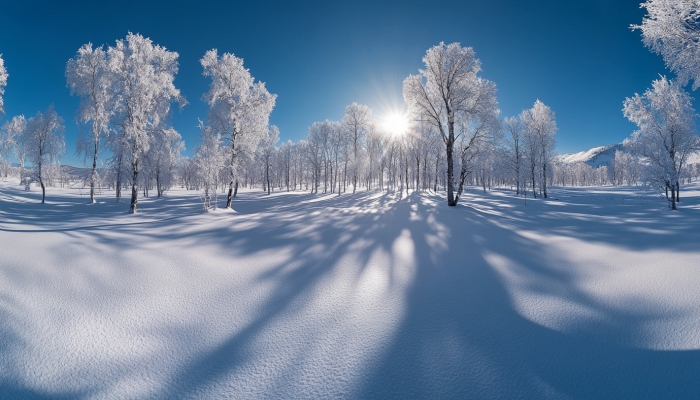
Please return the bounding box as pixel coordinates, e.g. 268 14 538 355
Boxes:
25 106 65 203
503 116 526 194
1 115 24 174
195 121 225 210
623 77 698 209
200 49 276 209
147 127 183 197
342 102 372 192
403 42 499 206
66 43 113 203
365 124 384 190
108 33 185 213
259 125 279 195
634 0 700 90
521 100 557 198
0 54 7 116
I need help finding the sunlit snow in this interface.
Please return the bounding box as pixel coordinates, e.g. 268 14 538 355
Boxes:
2 181 700 398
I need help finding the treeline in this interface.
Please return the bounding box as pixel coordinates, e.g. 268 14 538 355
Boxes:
4 2 700 212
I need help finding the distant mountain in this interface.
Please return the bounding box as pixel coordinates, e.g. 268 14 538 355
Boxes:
555 144 624 168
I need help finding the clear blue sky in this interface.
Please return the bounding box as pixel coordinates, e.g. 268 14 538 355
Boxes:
0 0 674 165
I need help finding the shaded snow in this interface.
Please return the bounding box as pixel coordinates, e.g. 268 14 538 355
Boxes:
2 181 700 399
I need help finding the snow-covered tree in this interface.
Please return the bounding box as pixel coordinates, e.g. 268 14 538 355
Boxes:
502 116 525 194
25 105 65 203
521 100 557 198
0 54 7 116
200 49 276 209
365 124 384 190
194 121 225 210
634 0 700 90
66 43 113 203
623 77 698 209
259 125 279 195
403 42 499 206
623 77 698 210
342 102 372 192
147 127 183 197
1 115 24 173
108 32 185 213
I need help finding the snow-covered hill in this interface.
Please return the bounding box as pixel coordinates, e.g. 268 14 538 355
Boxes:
555 143 623 168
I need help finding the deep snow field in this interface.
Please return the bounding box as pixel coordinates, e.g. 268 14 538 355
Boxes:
2 180 700 399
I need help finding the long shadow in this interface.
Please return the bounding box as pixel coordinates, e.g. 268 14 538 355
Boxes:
157 190 413 397
358 189 700 399
4 184 700 398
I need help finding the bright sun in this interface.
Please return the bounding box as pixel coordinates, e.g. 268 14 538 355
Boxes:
382 113 410 136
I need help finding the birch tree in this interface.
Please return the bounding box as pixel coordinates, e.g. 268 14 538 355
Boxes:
200 49 276 209
66 43 113 203
1 116 25 174
108 33 185 213
521 100 557 198
195 121 225 210
342 102 372 192
147 127 183 197
503 116 525 195
25 106 65 203
634 0 700 90
259 125 279 195
623 77 698 210
403 42 499 206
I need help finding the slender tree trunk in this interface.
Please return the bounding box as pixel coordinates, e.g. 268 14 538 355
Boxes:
129 159 139 214
671 182 677 210
233 180 238 197
446 139 456 205
416 158 420 190
116 154 123 201
38 157 46 204
542 161 548 199
531 162 537 198
91 140 98 203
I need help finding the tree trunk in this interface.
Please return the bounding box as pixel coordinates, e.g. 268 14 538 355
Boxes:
116 155 123 201
129 159 139 214
416 158 420 190
446 138 456 205
91 140 98 203
542 161 548 199
531 162 537 198
671 182 677 210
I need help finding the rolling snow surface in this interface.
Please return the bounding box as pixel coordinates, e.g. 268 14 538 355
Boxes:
2 181 700 399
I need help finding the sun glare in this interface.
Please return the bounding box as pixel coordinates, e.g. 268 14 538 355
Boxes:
382 113 410 136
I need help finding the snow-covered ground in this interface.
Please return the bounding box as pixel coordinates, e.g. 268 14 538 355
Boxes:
2 181 700 399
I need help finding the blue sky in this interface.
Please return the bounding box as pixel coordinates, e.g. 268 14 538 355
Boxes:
0 0 673 165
